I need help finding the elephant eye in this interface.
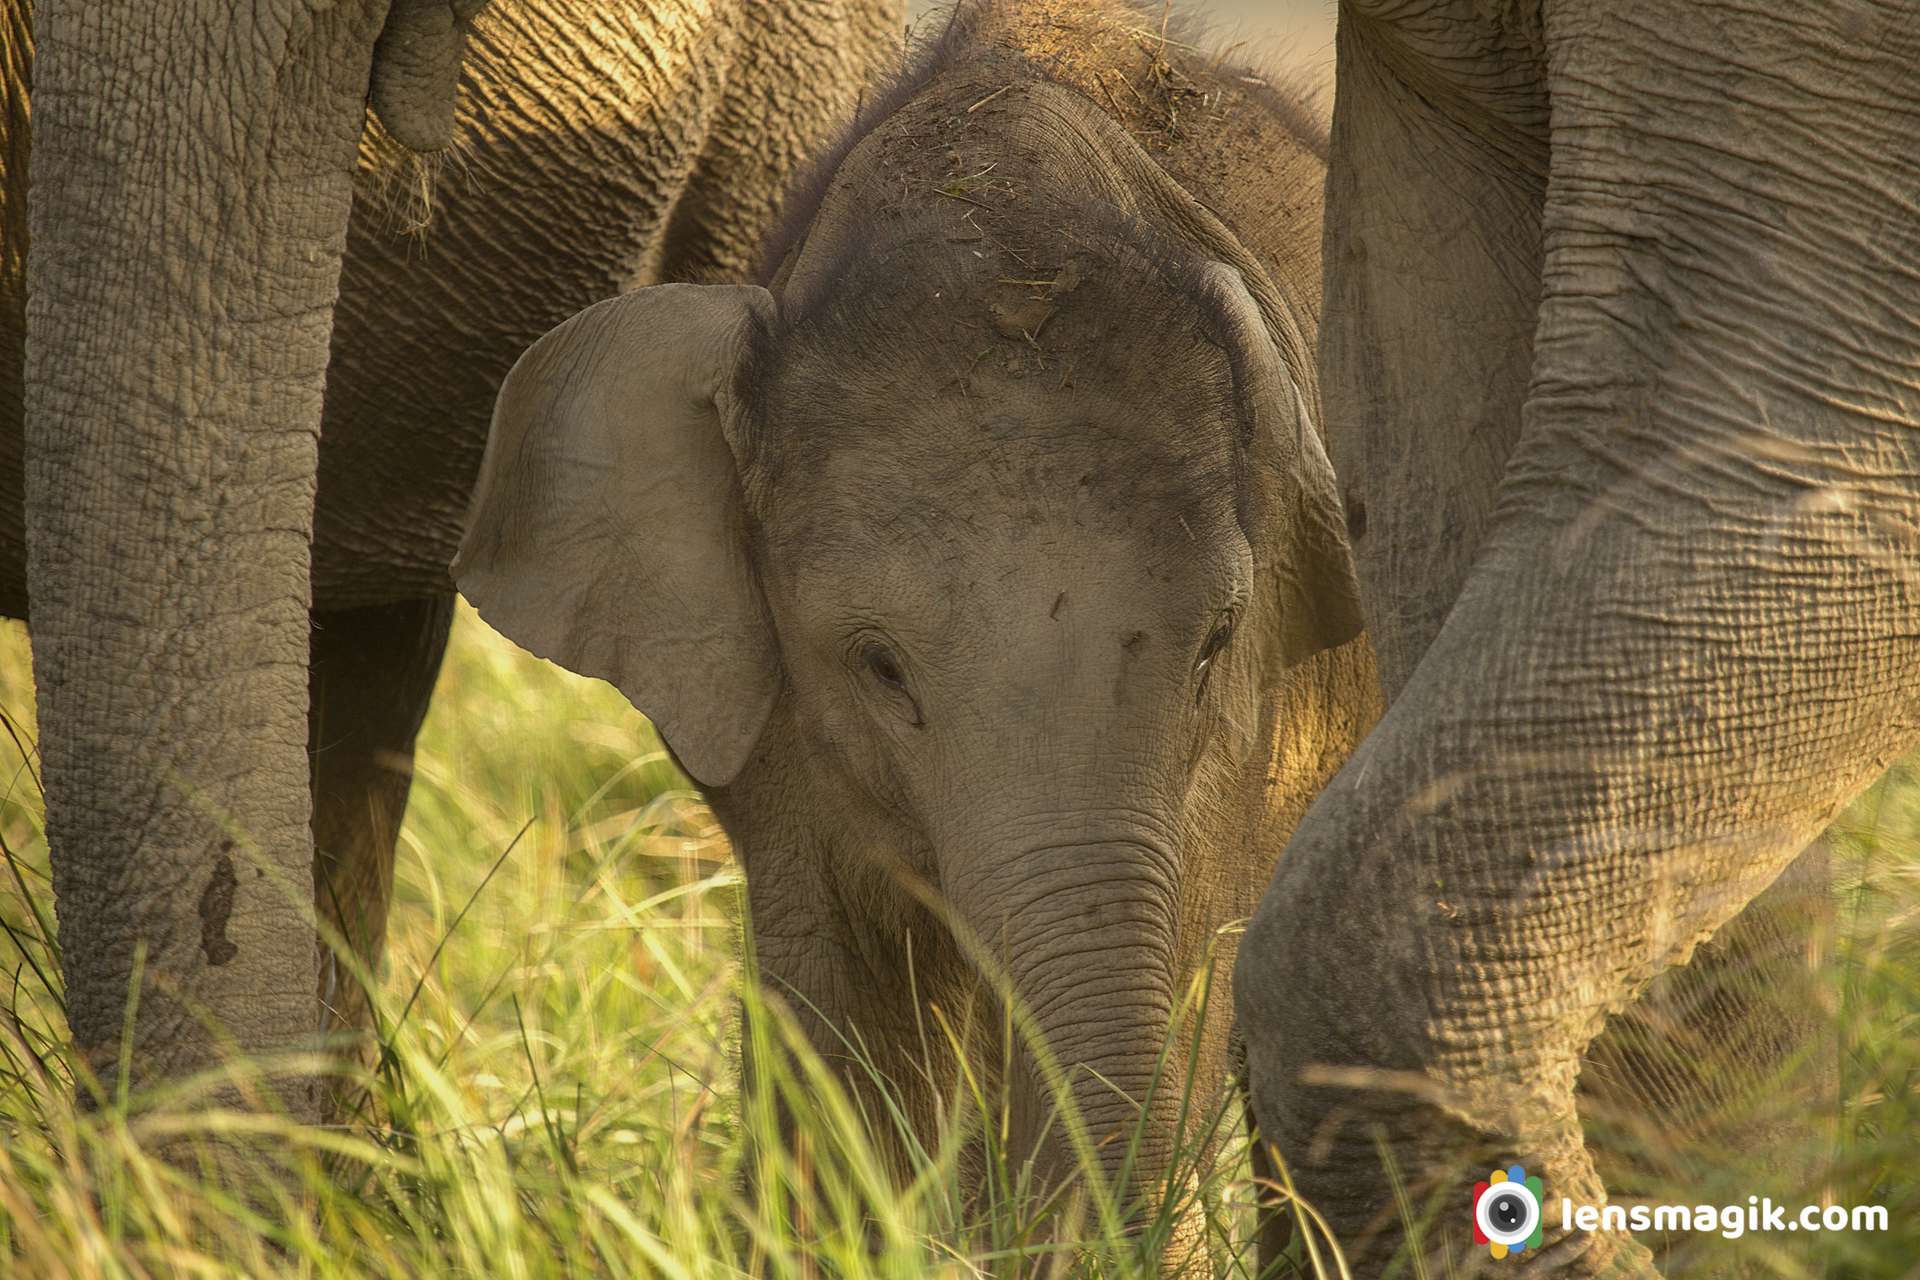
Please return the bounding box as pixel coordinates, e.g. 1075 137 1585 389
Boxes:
1194 615 1235 703
862 641 907 689
859 639 924 726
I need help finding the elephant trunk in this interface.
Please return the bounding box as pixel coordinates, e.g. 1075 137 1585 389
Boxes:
940 827 1187 1207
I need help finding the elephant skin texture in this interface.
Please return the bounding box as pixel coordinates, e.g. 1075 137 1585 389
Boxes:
456 0 1382 1244
1235 1 1920 1275
0 0 901 1123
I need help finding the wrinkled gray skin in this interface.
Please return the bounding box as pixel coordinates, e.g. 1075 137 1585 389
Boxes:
456 0 1378 1229
1237 0 1920 1274
0 0 899 1119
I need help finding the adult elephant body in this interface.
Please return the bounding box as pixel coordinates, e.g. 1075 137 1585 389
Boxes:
0 0 899 1118
1237 0 1920 1273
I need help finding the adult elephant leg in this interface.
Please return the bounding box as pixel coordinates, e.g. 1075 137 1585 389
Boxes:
25 1 393 1123
1320 5 1840 1213
309 594 453 1102
1578 844 1833 1275
1316 1 1547 705
1580 845 1835 1175
0 0 26 620
1241 0 1920 1272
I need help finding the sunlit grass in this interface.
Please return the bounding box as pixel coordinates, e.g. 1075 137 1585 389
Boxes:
0 607 1914 1276
0 609 1299 1278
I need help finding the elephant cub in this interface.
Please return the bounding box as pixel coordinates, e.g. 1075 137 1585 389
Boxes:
455 0 1377 1238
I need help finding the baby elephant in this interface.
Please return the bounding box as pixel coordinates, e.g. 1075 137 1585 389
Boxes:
455 0 1377 1239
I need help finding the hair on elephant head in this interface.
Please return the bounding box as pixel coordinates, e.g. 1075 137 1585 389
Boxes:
456 192 1363 1209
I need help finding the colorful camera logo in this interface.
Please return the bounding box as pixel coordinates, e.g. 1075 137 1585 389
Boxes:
1473 1165 1544 1259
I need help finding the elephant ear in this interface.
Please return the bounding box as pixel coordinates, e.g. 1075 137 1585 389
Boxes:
453 284 780 787
1197 262 1365 668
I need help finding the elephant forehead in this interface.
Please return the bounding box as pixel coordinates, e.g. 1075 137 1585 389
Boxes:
759 449 1252 651
763 381 1244 549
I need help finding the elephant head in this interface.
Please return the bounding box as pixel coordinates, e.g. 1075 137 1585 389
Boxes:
453 218 1362 1200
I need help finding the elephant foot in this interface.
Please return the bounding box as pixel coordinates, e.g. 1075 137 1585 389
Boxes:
1236 850 1664 1276
1248 1069 1662 1277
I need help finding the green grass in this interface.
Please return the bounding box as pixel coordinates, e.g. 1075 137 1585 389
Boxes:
0 607 1913 1277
